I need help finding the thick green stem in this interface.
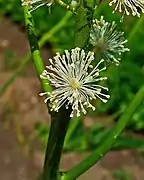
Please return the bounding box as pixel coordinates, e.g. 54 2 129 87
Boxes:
63 85 144 180
43 107 71 180
74 0 96 48
22 5 72 180
23 5 52 93
42 0 97 177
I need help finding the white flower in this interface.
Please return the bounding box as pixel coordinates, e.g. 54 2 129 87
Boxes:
40 47 110 117
90 16 130 66
109 0 144 17
21 0 53 12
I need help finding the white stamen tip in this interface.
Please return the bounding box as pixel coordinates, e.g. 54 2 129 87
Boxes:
39 47 110 117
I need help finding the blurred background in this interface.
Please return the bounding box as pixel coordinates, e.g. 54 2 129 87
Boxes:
0 0 144 179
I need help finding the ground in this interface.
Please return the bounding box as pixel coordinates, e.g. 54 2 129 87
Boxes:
0 16 144 180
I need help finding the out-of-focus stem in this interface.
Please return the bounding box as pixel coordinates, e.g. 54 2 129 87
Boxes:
0 12 72 96
128 14 144 41
64 116 81 147
62 85 144 180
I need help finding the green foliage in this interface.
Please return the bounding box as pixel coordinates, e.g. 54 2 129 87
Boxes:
96 60 144 130
93 4 144 131
35 122 49 144
1 1 144 179
34 120 144 151
3 49 20 70
1 0 144 133
113 169 131 180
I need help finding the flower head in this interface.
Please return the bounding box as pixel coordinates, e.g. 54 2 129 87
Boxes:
21 0 53 12
40 47 110 117
90 16 129 65
109 0 144 17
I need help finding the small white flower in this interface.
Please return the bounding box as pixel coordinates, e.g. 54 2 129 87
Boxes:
21 0 53 12
109 0 144 17
40 47 110 117
90 16 130 65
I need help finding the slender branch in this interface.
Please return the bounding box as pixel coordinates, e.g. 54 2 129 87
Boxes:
39 12 72 46
62 85 144 180
0 12 72 97
64 116 81 148
128 14 144 41
0 52 30 96
54 0 78 13
54 0 70 10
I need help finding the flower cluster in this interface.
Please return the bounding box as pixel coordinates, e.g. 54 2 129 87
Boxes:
40 47 110 117
109 0 144 17
90 16 129 65
21 0 53 11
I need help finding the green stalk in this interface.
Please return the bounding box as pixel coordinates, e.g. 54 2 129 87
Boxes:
63 85 144 180
64 116 81 148
42 0 96 178
22 5 73 180
128 14 144 41
74 0 96 48
39 12 72 47
43 106 71 180
62 0 97 151
23 5 52 92
0 12 72 96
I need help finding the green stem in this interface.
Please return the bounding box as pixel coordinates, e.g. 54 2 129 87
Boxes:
128 14 144 41
22 5 72 180
63 85 144 180
39 12 72 46
0 52 30 96
74 0 96 48
0 12 72 96
55 0 70 10
23 5 52 92
63 0 96 151
43 106 71 180
43 0 96 177
64 116 81 148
